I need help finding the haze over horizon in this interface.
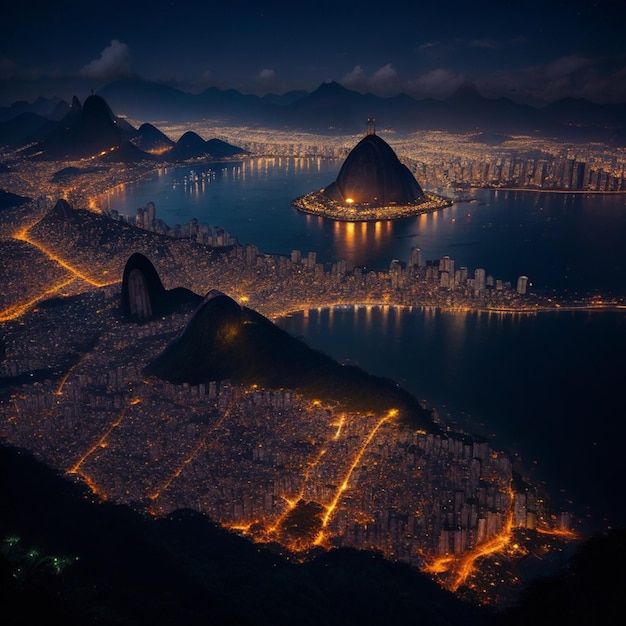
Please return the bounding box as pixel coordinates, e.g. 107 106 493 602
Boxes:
2 0 626 107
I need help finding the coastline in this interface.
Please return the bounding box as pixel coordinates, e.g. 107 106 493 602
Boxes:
291 190 453 221
272 300 626 321
470 186 626 195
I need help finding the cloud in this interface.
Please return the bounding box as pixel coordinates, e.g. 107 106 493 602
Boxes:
341 65 368 88
545 55 592 78
407 68 465 99
474 54 625 104
340 64 400 95
80 40 132 81
257 68 277 82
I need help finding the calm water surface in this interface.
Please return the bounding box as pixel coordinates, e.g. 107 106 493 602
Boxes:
280 306 626 530
104 157 626 530
103 157 626 296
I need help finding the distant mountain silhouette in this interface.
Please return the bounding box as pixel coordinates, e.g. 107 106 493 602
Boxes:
18 94 137 160
263 81 374 132
164 131 210 160
205 137 248 158
428 83 545 134
163 131 248 161
0 111 53 146
0 95 74 146
98 78 202 121
95 78 626 142
145 288 437 429
0 95 68 122
541 96 626 135
195 85 268 121
5 83 626 159
132 123 176 154
260 89 309 105
0 94 248 164
100 140 158 163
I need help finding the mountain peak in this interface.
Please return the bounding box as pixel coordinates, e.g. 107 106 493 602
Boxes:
448 83 485 101
82 93 115 118
144 282 436 429
315 80 349 93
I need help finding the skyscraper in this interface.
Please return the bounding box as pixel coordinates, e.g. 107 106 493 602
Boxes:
474 268 486 295
516 275 528 295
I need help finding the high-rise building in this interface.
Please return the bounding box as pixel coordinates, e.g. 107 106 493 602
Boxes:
516 275 528 295
409 246 423 268
146 201 156 227
389 260 402 289
474 268 486 295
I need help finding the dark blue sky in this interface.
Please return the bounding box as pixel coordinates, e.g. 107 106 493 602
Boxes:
2 0 625 106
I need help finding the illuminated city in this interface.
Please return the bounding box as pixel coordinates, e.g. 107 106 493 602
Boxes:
2 2 626 621
0 157 604 608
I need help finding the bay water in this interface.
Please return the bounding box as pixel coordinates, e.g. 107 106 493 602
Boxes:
103 157 626 531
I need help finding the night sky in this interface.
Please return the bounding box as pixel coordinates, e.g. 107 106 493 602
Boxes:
1 0 626 106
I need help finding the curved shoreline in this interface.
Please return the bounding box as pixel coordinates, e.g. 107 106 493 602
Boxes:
270 300 626 320
291 190 452 222
473 186 626 195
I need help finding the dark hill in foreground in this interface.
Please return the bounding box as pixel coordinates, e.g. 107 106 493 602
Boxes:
0 443 485 626
145 289 436 430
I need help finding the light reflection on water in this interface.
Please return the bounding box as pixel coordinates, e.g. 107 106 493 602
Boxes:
279 305 626 530
98 157 626 296
97 156 626 529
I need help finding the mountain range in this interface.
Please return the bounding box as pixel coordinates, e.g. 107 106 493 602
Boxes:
89 79 626 143
3 80 626 147
0 93 248 162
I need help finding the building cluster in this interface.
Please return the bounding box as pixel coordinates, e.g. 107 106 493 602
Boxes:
190 126 626 194
106 201 238 247
0 196 578 605
2 198 536 340
0 292 565 572
232 241 535 318
408 152 626 192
